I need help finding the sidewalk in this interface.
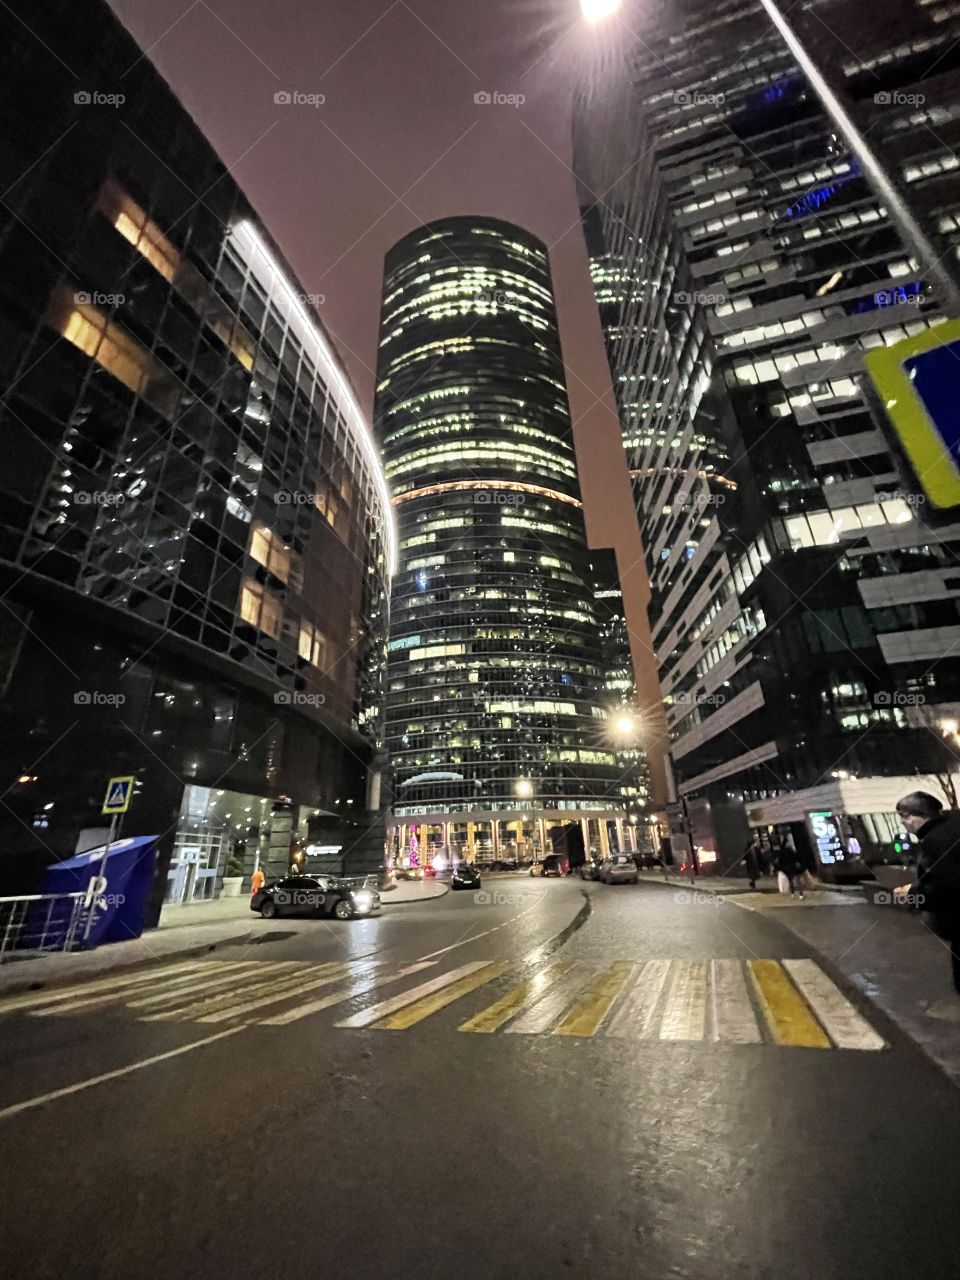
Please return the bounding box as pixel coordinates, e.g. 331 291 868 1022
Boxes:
637 870 865 901
758 898 960 1085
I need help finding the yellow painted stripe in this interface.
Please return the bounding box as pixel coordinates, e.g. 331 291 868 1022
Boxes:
748 959 830 1049
375 962 508 1030
659 961 708 1041
140 962 350 1022
553 962 637 1037
459 962 573 1033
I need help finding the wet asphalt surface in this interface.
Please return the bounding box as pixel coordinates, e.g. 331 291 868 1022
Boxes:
0 877 958 1280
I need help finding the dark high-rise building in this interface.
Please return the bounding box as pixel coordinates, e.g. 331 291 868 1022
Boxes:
575 0 960 872
0 0 394 920
374 216 638 864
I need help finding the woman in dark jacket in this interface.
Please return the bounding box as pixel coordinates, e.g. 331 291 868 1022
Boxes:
895 791 960 1015
774 840 806 898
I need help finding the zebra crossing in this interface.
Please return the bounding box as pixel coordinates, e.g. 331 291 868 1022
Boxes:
0 953 888 1050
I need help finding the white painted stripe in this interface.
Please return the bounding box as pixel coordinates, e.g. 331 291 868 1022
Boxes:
782 959 886 1051
335 962 492 1029
140 963 351 1022
605 959 671 1039
659 961 708 1041
504 966 585 1035
36 962 266 1017
0 959 215 1015
711 959 762 1044
262 962 438 1026
197 962 387 1024
0 1026 247 1123
125 963 283 1011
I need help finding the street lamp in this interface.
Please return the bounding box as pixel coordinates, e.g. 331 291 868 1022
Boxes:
581 0 621 21
514 778 534 799
613 713 636 738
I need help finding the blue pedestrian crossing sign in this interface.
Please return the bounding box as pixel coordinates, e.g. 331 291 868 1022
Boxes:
864 318 960 508
102 775 135 815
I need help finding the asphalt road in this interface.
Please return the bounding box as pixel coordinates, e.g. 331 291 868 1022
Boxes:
1 878 958 1280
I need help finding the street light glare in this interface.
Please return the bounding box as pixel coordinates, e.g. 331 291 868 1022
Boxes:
615 714 635 736
515 779 534 798
581 0 621 23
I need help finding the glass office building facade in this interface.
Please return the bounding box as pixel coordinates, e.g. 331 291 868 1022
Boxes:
375 217 635 863
0 0 393 919
575 0 960 868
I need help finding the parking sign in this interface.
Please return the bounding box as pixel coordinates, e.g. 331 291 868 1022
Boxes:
864 318 960 508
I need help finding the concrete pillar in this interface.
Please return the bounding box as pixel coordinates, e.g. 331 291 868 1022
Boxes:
537 817 547 859
491 819 500 859
616 818 625 853
581 818 591 858
599 819 611 857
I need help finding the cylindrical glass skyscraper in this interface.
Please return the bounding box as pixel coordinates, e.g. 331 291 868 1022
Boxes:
375 216 635 863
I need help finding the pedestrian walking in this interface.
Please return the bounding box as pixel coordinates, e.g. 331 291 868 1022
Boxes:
774 838 806 898
894 791 960 1021
742 839 762 891
250 864 265 896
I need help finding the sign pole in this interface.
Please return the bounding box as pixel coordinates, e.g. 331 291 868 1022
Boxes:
84 775 135 944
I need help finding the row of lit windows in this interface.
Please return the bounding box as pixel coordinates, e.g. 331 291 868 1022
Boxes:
783 500 913 549
386 442 576 480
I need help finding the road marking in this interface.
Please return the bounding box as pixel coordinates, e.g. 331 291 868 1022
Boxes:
261 961 438 1025
336 961 495 1029
605 959 671 1039
0 959 218 1016
0 1026 246 1123
140 962 351 1022
196 962 387 1024
505 966 586 1034
711 959 763 1044
748 959 831 1049
459 962 574 1033
36 962 266 1017
125 963 289 1011
782 959 886 1051
659 961 708 1041
374 962 509 1030
553 962 636 1037
415 890 549 962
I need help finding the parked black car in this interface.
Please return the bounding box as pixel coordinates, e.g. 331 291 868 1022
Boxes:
451 863 482 890
251 875 381 921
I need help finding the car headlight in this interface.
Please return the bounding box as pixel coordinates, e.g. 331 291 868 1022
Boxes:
353 890 374 912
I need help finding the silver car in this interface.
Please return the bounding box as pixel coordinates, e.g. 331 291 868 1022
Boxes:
600 854 639 884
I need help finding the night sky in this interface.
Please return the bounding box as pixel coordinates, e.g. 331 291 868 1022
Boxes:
109 0 666 789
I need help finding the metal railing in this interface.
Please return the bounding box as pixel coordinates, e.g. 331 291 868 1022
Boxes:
0 892 87 961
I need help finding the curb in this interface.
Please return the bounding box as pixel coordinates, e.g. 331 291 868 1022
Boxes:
381 883 451 905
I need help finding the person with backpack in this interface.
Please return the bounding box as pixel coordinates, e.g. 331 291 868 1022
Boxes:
895 791 960 1019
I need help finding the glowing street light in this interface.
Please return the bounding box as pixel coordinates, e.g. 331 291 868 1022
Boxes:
515 778 534 798
611 712 638 739
580 0 621 22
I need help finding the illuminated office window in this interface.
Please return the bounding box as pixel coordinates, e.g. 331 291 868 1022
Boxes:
45 285 175 418
249 523 302 587
239 579 282 639
97 179 181 281
298 621 328 669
